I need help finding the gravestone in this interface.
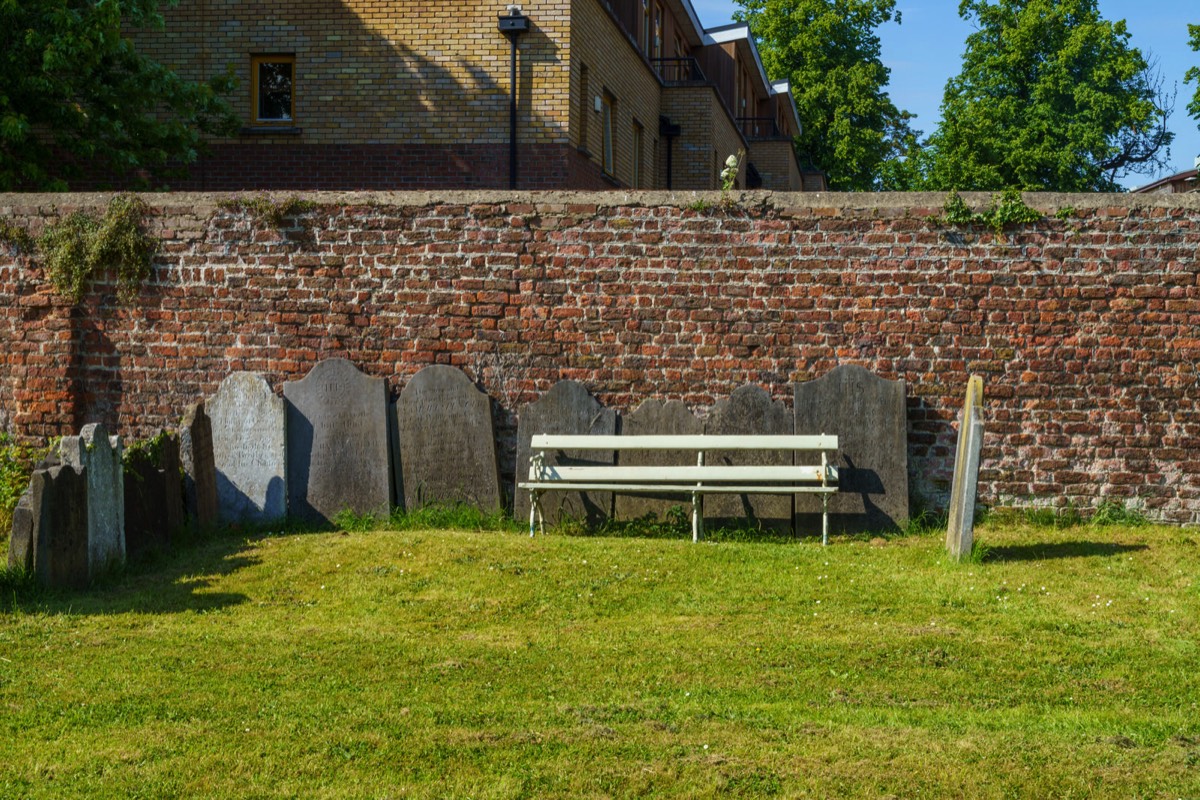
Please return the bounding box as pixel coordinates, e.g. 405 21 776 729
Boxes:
284 359 390 524
794 365 909 535
396 365 501 512
7 486 34 571
59 423 125 576
30 465 89 589
124 432 183 561
614 399 703 522
208 372 287 524
946 376 985 561
180 402 219 529
704 385 794 533
515 380 617 528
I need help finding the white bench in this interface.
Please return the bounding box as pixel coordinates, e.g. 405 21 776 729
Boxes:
519 434 839 544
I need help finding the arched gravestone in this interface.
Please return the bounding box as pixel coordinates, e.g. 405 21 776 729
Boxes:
615 399 703 522
31 464 90 589
208 372 287 524
284 359 390 524
704 385 794 533
180 402 219 529
396 365 501 512
515 380 617 528
794 365 909 535
59 423 125 576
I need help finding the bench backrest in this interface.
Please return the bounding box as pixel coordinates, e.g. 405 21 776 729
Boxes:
529 434 838 452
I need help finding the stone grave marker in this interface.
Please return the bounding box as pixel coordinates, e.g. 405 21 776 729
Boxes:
30 464 89 589
7 486 34 571
614 399 703 522
208 372 287 524
704 385 794 533
59 423 125 576
124 432 183 561
515 380 617 528
946 376 985 561
794 365 909 535
396 365 501 512
284 359 390 524
180 401 219 529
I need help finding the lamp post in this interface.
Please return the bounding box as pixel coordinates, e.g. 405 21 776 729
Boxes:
498 5 530 190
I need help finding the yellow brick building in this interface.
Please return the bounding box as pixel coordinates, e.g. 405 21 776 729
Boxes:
131 0 810 191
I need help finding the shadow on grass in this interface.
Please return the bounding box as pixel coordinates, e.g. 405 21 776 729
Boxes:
984 541 1149 562
0 528 262 616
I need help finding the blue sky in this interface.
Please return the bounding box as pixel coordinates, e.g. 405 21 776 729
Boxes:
690 0 1199 189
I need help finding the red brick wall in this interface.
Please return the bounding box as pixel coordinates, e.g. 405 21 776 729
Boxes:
2 191 1199 523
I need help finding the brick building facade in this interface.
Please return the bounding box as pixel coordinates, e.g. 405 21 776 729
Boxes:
129 0 807 191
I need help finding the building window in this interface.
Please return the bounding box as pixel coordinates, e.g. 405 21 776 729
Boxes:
252 55 295 124
602 92 616 177
653 3 663 60
642 0 651 54
632 121 643 188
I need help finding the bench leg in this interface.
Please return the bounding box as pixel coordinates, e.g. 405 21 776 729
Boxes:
822 493 829 546
529 491 540 537
691 491 703 543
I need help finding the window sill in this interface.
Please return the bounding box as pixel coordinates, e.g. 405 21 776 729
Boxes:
239 126 303 136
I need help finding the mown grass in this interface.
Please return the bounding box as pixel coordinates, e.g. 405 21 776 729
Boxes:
1 517 1199 798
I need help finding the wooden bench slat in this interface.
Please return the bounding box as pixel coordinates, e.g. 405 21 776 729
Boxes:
529 464 836 483
529 434 838 451
520 482 838 495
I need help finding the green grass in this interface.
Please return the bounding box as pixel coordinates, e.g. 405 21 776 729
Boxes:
2 519 1199 798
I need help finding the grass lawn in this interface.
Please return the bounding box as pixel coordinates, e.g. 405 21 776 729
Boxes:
1 519 1198 798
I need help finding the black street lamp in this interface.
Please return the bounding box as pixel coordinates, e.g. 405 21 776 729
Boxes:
498 5 530 190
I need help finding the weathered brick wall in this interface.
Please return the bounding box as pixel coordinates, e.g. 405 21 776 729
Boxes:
2 191 1199 524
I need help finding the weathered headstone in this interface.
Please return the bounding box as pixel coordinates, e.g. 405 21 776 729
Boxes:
704 385 794 533
946 376 985 561
614 399 703 521
124 432 183 561
208 372 287 524
30 464 89 589
284 359 390 524
180 401 219 529
59 423 125 576
794 365 909 535
515 380 617 527
7 486 34 571
396 365 501 512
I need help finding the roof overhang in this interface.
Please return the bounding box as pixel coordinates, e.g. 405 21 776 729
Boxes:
770 80 803 138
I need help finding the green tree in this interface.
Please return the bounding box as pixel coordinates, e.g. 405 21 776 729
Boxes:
1187 24 1200 126
0 0 238 191
734 0 916 191
923 0 1172 192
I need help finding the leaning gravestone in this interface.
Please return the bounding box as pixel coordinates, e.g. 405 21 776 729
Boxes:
946 376 985 561
794 365 909 535
515 380 617 528
59 423 125 576
30 464 89 589
396 365 501 512
124 432 183 561
208 372 287 524
180 402 219 529
615 399 703 521
7 486 34 571
704 385 794 533
284 359 390 524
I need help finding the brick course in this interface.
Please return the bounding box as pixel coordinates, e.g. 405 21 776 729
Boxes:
3 191 1199 523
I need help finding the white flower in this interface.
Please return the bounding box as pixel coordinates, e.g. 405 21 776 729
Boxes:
725 154 739 168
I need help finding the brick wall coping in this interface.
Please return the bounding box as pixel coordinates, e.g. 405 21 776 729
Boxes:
3 190 1199 215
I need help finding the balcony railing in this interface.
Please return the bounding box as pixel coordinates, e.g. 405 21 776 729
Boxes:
738 117 783 139
653 57 707 84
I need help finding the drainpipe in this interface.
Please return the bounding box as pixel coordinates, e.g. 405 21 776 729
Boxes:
659 116 680 190
498 6 530 190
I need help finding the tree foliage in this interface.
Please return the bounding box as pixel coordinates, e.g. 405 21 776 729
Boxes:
922 0 1172 192
0 0 238 191
734 0 915 191
1187 24 1200 128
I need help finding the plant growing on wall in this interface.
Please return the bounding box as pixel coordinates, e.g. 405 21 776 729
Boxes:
38 194 156 303
940 189 1043 237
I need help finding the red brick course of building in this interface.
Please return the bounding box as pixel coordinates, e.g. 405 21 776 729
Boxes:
2 191 1199 523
